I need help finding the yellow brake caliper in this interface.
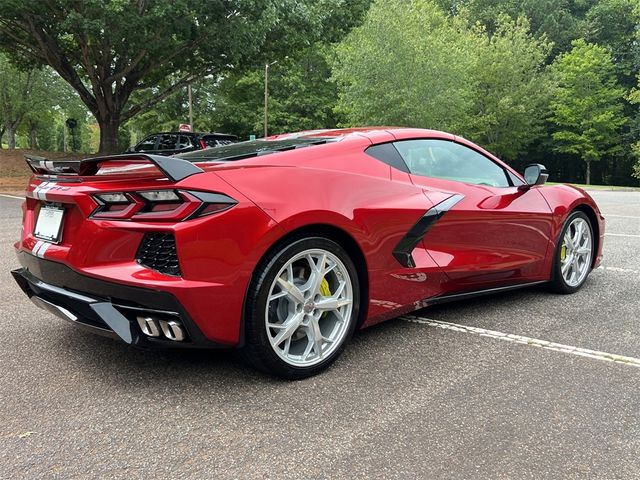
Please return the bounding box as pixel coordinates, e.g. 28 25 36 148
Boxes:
560 242 567 262
319 278 332 318
319 277 331 297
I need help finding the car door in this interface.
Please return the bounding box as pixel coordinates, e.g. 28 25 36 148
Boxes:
393 138 554 288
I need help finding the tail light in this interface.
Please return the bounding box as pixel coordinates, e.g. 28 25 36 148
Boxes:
91 190 236 221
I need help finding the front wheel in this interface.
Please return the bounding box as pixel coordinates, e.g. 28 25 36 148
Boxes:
242 237 360 379
549 211 594 294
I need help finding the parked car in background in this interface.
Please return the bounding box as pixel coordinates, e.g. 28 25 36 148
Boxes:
126 132 238 155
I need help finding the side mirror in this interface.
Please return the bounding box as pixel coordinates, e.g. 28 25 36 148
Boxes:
520 164 549 190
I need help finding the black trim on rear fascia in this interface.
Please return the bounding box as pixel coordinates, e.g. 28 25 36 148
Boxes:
393 193 464 268
13 252 224 348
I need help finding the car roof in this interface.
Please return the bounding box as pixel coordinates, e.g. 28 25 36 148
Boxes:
269 127 454 142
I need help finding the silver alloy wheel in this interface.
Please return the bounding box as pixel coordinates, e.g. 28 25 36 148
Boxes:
560 217 593 287
265 248 354 367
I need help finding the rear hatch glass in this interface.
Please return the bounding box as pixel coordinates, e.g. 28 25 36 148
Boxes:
178 137 336 163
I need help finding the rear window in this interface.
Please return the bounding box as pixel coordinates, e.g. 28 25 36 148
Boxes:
203 136 236 148
179 137 335 162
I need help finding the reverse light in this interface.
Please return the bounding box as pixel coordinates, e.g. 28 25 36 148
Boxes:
96 192 128 203
91 189 237 221
138 190 181 202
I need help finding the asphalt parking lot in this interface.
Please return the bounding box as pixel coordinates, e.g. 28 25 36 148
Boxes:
1 190 639 479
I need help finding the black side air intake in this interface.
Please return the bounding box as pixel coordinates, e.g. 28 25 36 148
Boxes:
136 233 181 276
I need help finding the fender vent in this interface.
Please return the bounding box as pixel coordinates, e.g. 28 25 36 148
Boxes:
136 233 181 276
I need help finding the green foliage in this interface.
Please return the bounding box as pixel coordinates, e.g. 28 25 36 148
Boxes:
125 76 218 144
0 53 35 148
212 45 341 139
333 0 480 132
0 0 339 152
207 0 372 139
332 1 552 161
631 142 640 179
584 0 638 87
0 0 637 186
19 67 93 152
463 16 553 160
628 73 640 179
436 0 595 54
550 40 627 183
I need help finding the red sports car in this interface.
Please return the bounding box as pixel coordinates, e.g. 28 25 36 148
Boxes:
12 128 605 379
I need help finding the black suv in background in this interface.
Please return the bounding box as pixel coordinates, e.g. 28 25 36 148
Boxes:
126 132 238 156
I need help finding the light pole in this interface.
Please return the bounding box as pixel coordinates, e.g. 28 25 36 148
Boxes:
188 83 193 132
264 60 278 138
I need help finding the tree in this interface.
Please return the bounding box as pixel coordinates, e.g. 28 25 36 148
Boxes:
208 0 373 139
332 1 552 159
212 45 343 139
332 0 480 132
0 0 326 153
584 0 638 88
125 75 218 144
435 0 596 54
464 16 553 160
628 75 640 180
550 40 626 184
17 67 86 150
0 54 36 149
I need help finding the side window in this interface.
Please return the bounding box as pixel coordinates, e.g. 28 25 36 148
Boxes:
203 136 220 148
157 134 178 151
394 139 510 188
177 135 193 150
365 143 410 173
136 135 157 152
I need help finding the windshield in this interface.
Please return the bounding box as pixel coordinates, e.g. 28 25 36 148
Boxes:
178 137 335 163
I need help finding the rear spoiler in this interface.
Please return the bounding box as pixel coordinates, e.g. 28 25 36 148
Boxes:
24 153 204 182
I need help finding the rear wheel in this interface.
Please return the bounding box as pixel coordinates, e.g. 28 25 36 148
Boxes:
242 237 360 379
549 211 594 293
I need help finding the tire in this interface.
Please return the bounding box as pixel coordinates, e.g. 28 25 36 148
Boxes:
241 236 360 379
549 211 595 294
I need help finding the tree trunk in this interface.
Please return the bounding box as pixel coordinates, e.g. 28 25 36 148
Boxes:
28 122 37 149
97 116 121 154
6 126 16 149
585 161 591 185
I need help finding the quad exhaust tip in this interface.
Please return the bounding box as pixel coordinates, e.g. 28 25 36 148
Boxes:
136 316 186 342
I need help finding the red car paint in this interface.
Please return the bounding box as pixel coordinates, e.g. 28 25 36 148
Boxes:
13 128 605 346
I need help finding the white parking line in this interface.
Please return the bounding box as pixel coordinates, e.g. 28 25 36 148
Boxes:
598 266 639 275
605 215 640 219
402 315 640 368
0 193 23 200
605 233 640 238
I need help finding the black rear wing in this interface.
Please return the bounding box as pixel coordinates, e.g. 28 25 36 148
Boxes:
24 153 204 182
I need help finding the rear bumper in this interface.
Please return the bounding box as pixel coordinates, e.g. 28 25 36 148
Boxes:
12 253 228 349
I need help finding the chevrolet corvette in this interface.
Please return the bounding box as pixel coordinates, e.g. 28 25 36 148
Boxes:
11 128 605 379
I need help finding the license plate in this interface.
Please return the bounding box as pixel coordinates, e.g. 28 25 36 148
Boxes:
34 205 65 243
